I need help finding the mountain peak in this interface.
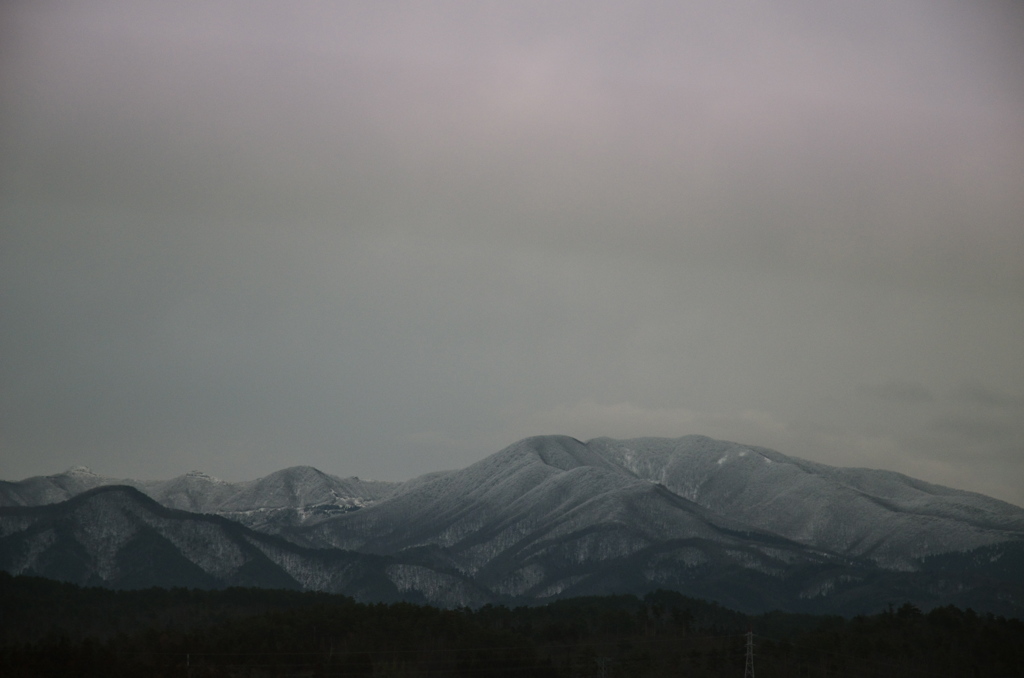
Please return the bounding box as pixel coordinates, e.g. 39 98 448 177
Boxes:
510 435 622 472
63 465 97 477
183 470 221 482
271 465 329 478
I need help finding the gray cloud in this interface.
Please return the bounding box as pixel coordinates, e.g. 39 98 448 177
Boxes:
2 0 1023 505
858 381 935 404
953 382 1021 410
932 415 1017 444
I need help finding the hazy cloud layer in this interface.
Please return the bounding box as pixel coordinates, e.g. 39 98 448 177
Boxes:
2 1 1022 505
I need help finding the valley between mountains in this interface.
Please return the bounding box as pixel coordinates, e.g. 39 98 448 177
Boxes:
2 435 1023 615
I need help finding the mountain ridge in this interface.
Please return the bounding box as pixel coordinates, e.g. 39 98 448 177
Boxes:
0 465 401 534
2 435 1022 614
0 485 490 606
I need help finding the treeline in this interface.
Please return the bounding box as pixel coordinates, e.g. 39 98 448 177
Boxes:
2 572 1022 677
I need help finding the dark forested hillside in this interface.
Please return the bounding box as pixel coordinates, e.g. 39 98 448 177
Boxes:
2 572 1022 677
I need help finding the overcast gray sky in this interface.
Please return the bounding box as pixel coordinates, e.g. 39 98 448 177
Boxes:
2 0 1022 505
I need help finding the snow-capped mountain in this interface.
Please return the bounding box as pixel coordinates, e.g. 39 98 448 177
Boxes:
289 436 1024 612
587 436 1024 567
0 485 488 607
0 466 399 533
301 436 1024 561
2 435 1022 614
0 465 115 506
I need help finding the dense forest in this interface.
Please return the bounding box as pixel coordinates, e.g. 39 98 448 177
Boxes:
2 572 1021 677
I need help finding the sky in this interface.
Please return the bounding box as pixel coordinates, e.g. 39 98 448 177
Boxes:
1 1 1022 506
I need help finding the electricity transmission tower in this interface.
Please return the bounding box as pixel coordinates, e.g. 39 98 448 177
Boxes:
744 630 755 678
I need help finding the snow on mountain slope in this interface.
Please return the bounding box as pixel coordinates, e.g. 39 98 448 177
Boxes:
0 467 139 507
0 486 488 606
300 437 852 599
218 466 397 512
6 436 1021 572
215 467 401 533
305 436 628 552
143 471 237 513
291 434 1024 592
2 435 1023 614
588 436 1024 567
0 486 296 589
0 466 401 533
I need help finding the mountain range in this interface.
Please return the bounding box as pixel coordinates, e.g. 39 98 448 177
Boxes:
3 435 1023 615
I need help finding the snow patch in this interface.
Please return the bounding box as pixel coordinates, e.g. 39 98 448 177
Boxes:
534 576 585 598
386 564 482 607
64 466 97 476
